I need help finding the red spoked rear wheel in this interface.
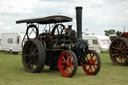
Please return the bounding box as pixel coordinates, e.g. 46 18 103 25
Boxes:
58 50 78 77
82 50 101 75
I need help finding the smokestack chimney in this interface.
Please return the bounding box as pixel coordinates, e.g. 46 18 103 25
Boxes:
76 6 83 40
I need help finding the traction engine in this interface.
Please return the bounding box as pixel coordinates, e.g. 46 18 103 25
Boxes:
109 31 128 65
16 7 101 77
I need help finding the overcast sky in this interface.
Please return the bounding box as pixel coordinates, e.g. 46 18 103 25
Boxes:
0 0 128 36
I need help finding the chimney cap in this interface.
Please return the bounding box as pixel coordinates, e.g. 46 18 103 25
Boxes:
75 6 83 9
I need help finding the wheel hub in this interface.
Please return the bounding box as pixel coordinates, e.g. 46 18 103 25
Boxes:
66 61 71 66
89 60 95 65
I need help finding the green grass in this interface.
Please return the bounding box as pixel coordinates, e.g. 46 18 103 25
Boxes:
0 52 128 85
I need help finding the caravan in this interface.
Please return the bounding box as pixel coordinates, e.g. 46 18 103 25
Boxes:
83 35 111 53
1 33 25 54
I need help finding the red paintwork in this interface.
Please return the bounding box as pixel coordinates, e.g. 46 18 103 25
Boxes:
82 51 98 75
120 32 128 38
51 35 53 39
58 51 74 77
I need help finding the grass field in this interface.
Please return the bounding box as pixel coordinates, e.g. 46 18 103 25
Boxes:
0 52 128 85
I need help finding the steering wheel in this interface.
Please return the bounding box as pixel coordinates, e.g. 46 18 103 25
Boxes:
21 25 39 48
51 24 65 37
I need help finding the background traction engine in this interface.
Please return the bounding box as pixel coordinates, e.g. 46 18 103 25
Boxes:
109 32 128 66
16 7 101 77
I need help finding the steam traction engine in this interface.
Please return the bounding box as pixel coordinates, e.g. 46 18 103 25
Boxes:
109 32 128 66
16 7 101 77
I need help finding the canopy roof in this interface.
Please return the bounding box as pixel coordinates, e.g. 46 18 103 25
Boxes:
16 15 72 24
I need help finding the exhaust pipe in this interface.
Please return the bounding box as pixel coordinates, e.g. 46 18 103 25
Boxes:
76 6 83 40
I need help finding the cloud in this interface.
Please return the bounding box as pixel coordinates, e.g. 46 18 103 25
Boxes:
0 22 4 26
2 26 12 30
0 21 12 30
105 0 128 3
0 0 128 35
125 9 128 14
0 0 40 14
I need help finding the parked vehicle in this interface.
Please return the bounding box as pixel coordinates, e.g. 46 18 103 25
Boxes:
109 32 128 66
1 32 25 54
16 7 101 77
83 35 111 53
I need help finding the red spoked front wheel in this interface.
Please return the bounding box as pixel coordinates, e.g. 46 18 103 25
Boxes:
82 50 101 75
58 50 78 77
